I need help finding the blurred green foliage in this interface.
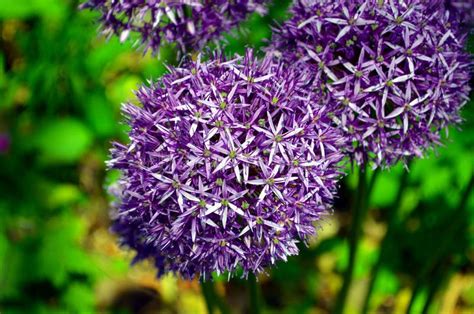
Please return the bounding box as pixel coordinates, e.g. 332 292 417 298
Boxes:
0 0 473 313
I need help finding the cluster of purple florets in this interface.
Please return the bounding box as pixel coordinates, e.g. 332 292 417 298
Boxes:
81 0 471 279
446 0 474 31
80 0 269 53
270 0 471 167
108 50 345 278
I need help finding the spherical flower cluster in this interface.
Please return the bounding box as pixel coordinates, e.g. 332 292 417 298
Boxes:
80 0 269 54
108 50 345 279
270 0 471 168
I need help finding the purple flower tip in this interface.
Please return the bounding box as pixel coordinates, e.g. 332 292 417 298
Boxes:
270 0 472 168
107 49 346 279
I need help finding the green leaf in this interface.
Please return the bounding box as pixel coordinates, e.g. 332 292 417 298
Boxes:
46 184 83 209
0 237 25 299
420 167 452 200
83 95 117 138
34 118 93 164
371 173 399 207
374 268 400 294
106 75 142 106
0 231 9 294
354 241 377 278
61 283 95 313
0 0 66 19
35 216 96 287
399 188 420 219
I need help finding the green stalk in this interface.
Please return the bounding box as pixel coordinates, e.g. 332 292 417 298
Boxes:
201 280 216 314
333 166 370 314
367 169 380 199
249 273 262 314
362 168 410 314
421 264 448 314
216 287 231 314
200 280 230 314
407 281 424 314
406 172 474 314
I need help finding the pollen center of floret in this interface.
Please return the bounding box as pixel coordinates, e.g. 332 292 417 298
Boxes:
172 180 181 189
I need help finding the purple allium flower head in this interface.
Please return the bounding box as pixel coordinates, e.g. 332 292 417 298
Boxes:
270 0 472 168
80 0 269 54
107 49 345 279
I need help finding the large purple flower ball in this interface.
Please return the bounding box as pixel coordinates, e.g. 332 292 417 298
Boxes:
107 50 345 279
81 0 269 54
271 0 471 168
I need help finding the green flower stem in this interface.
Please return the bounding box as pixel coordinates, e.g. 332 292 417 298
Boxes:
406 172 474 314
367 169 380 200
334 165 374 314
249 273 262 314
200 280 230 314
201 280 216 314
216 288 231 314
362 167 410 314
421 263 449 314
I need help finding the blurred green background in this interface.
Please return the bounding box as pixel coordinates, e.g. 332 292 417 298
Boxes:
0 0 473 313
